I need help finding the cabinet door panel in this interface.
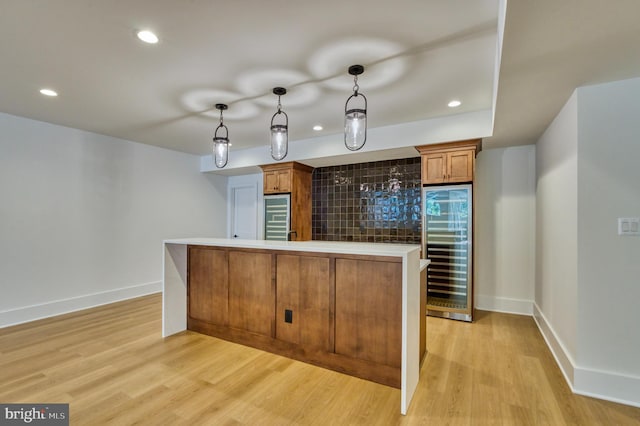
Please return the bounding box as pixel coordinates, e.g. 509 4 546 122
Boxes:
276 255 331 349
264 171 279 193
276 170 292 192
335 259 402 368
448 150 474 182
228 251 274 336
422 153 446 184
188 247 228 325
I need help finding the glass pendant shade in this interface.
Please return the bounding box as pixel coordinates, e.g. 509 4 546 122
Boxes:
213 103 229 168
270 124 288 160
270 87 288 161
344 106 367 151
214 136 228 168
344 65 367 151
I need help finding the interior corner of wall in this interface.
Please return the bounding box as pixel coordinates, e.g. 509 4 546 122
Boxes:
532 303 576 388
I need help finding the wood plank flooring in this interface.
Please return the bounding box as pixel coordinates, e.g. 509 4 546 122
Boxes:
1 294 639 425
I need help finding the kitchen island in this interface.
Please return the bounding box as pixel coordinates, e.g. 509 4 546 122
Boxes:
163 238 424 414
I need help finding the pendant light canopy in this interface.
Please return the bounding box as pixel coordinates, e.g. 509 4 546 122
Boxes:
270 87 288 161
344 65 367 151
213 103 229 168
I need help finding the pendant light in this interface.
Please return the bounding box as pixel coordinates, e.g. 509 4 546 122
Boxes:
270 87 288 161
344 64 367 151
213 103 229 168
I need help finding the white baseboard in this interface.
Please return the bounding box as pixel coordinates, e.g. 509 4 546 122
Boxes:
532 303 575 386
574 367 640 408
533 303 640 408
475 294 533 315
0 281 162 328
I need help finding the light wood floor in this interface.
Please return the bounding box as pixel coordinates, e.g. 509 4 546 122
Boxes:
1 294 639 425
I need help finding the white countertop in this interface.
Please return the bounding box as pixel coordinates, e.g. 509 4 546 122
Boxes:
420 259 430 271
164 238 420 257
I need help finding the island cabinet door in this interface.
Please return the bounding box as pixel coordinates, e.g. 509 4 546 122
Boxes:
228 250 275 337
188 246 229 326
335 258 402 368
275 254 331 350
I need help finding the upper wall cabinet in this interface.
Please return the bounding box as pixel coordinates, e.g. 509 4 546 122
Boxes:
415 139 482 185
261 162 312 194
263 168 292 193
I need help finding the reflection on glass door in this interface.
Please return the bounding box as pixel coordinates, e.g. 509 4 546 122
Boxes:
422 184 472 321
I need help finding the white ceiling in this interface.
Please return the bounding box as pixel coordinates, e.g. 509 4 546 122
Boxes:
0 0 499 157
491 0 640 148
1 0 640 165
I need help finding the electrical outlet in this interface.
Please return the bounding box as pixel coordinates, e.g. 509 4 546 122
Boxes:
284 309 293 323
618 218 640 236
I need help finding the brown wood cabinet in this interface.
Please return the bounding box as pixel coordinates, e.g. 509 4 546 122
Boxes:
263 169 291 193
416 139 481 185
260 161 313 241
261 162 312 194
186 245 404 388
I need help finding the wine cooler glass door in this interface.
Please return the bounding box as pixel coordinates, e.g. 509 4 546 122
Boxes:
423 184 472 320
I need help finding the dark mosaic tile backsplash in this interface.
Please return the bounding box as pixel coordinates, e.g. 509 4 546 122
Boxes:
312 158 422 244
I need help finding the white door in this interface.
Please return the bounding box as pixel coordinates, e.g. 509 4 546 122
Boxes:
231 185 258 239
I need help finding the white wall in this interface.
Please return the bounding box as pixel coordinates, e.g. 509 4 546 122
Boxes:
534 78 640 407
0 112 227 327
534 91 579 379
575 78 640 388
475 145 536 315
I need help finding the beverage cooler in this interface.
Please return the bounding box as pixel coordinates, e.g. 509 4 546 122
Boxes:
264 194 291 241
422 184 473 322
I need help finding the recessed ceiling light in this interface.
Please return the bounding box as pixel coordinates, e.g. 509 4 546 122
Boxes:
313 125 323 131
39 89 58 97
448 100 461 108
137 30 159 44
